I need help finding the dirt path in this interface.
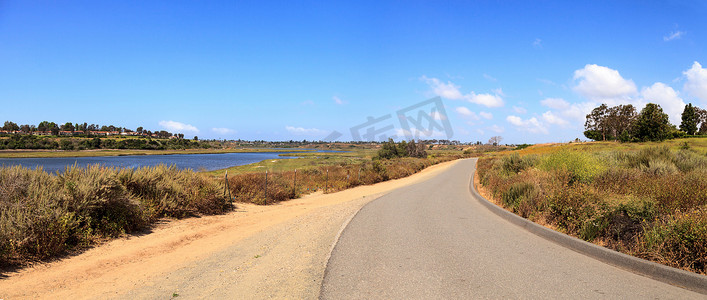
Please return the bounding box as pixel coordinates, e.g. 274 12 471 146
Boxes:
0 160 459 299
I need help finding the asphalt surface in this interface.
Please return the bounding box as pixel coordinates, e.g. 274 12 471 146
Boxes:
320 158 704 299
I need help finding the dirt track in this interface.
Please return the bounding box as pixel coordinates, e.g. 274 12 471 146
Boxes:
0 160 458 299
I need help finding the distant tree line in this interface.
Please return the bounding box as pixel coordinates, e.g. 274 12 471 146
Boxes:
584 102 707 142
1 120 182 139
0 135 210 151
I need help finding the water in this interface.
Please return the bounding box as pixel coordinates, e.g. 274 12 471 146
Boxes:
0 152 306 173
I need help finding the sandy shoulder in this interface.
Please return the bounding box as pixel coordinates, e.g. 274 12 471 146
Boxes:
0 159 460 299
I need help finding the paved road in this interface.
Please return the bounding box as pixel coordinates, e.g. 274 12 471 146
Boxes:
321 158 704 299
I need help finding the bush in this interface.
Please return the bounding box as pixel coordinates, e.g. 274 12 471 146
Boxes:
637 208 707 274
478 145 707 273
501 182 536 212
0 164 228 266
501 153 538 174
539 151 604 184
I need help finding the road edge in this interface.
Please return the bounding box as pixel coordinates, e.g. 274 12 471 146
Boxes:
467 158 707 295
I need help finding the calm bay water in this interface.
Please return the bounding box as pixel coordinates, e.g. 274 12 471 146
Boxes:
0 152 304 173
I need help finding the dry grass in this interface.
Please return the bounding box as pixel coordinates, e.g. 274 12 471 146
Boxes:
478 141 707 274
225 154 468 205
0 164 228 266
1 151 471 267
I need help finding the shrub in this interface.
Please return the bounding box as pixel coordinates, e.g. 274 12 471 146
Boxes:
546 184 604 236
501 153 538 174
0 164 228 266
637 208 707 274
501 182 536 212
539 151 604 184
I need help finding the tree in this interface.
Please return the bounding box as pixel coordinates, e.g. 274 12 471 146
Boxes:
3 121 19 131
377 138 401 159
37 121 50 132
61 122 75 132
488 136 503 146
680 103 699 135
634 103 671 141
37 121 59 135
606 104 637 139
584 104 609 141
584 104 638 141
20 124 31 134
406 140 427 158
697 107 707 135
193 136 198 141
50 123 60 135
136 126 144 134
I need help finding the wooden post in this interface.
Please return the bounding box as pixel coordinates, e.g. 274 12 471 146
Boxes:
225 171 232 203
325 169 328 193
358 167 361 182
264 170 268 205
224 170 228 197
293 169 297 197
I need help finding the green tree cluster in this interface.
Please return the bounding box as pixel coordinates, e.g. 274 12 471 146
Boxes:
376 138 427 159
585 102 706 142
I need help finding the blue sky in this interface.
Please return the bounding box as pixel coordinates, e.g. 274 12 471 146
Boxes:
1 1 706 144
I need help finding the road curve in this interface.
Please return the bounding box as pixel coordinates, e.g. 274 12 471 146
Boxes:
320 158 704 299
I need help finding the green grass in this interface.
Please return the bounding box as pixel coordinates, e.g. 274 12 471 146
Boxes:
208 149 374 176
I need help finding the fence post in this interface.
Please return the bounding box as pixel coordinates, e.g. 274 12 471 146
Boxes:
358 167 361 182
224 171 232 204
325 169 328 193
293 169 297 197
224 170 228 197
264 170 268 205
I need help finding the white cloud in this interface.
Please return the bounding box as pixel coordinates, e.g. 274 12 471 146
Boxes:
512 106 527 114
430 111 447 121
542 111 569 126
421 76 464 100
421 76 504 107
506 115 548 134
640 82 685 125
159 120 199 133
483 73 497 82
285 126 328 136
333 96 347 105
456 106 475 117
212 127 236 135
488 125 504 133
560 101 596 123
468 93 504 107
683 61 707 102
664 30 685 41
540 97 570 110
479 112 493 120
573 64 637 101
533 38 542 49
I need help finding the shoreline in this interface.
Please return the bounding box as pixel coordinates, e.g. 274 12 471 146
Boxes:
0 148 314 159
